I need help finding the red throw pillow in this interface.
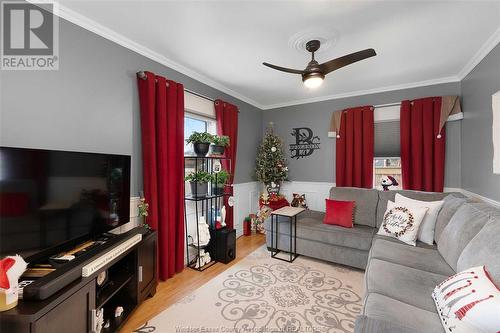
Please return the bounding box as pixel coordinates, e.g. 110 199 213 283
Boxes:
324 199 355 228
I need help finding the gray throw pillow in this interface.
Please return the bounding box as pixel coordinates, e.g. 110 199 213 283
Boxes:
434 195 466 243
437 203 491 270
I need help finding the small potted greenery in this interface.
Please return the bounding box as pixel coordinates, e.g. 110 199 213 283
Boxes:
186 132 213 157
210 135 230 155
185 170 211 197
211 169 230 195
137 198 151 230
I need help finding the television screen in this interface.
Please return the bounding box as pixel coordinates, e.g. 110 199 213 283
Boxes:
0 147 131 258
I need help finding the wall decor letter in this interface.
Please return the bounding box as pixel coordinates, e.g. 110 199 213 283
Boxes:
289 127 320 159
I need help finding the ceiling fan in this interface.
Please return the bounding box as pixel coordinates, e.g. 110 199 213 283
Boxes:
263 40 376 89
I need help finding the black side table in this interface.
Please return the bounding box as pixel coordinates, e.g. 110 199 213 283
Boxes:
270 206 305 263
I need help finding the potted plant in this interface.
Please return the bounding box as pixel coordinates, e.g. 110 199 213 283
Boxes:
210 135 230 155
186 132 213 157
185 171 211 197
211 169 230 195
137 197 151 230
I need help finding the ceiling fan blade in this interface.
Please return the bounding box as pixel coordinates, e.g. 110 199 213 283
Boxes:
319 48 376 75
262 62 304 75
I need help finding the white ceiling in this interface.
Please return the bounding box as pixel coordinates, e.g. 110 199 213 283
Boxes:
57 1 500 109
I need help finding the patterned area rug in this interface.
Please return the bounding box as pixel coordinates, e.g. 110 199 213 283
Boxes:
134 246 364 333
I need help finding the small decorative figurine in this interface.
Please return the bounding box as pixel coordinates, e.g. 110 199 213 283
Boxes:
0 255 27 312
220 206 226 227
381 175 399 191
96 270 108 287
189 216 211 247
291 193 308 209
115 306 124 318
94 308 104 333
194 250 211 269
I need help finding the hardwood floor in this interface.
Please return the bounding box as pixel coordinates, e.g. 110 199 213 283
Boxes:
120 233 266 333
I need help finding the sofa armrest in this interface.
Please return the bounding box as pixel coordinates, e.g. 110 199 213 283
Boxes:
354 315 422 333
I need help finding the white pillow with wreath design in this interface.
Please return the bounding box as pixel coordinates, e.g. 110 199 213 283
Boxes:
377 200 429 246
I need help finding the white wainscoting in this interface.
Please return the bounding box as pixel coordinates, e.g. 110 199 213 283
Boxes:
125 182 260 245
280 181 335 212
233 181 260 237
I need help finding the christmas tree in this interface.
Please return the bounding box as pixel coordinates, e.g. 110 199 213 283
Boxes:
255 123 289 189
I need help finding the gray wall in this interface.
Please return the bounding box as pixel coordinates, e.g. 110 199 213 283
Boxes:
0 17 263 194
461 44 500 201
263 83 462 188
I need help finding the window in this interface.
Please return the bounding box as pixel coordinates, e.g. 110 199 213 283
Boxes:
373 157 402 190
184 114 216 155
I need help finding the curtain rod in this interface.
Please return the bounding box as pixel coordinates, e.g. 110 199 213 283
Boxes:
136 71 215 103
374 102 401 108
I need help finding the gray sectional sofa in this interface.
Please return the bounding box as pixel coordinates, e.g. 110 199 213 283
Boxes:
265 187 500 333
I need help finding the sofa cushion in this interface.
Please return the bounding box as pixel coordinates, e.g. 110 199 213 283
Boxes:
329 187 378 227
362 292 444 333
437 202 491 271
372 234 437 249
354 315 422 333
366 258 447 312
265 210 374 251
434 195 467 243
457 216 500 286
376 190 459 227
369 237 455 276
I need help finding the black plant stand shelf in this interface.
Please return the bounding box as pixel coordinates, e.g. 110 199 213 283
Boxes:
184 156 231 271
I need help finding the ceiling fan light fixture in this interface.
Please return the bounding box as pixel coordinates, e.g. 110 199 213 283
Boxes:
302 72 324 89
263 39 376 89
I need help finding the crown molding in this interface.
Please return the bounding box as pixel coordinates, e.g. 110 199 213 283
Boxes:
51 2 266 110
38 2 500 111
262 76 460 110
456 25 500 80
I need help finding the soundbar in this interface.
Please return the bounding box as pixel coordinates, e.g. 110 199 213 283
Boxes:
22 229 144 300
82 234 142 277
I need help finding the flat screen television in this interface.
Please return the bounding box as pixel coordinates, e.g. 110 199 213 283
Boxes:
0 146 131 259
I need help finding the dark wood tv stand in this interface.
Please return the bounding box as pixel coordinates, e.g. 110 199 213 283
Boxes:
0 227 158 333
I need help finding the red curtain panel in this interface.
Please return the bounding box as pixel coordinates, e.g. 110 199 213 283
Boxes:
335 105 374 188
137 71 185 280
400 97 445 192
215 99 238 230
